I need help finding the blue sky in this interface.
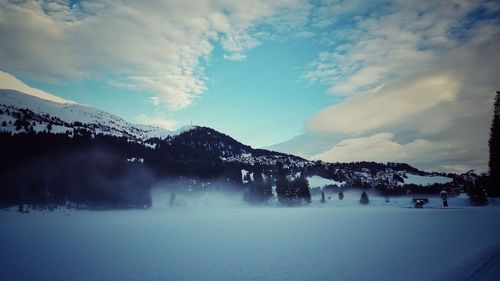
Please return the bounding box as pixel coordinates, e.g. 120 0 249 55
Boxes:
1 0 499 172
25 36 333 147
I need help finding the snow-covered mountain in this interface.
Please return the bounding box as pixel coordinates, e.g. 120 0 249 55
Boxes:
0 71 182 141
0 72 459 192
0 91 176 142
0 71 73 104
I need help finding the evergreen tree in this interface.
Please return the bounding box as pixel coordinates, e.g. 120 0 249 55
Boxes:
243 172 273 205
169 190 176 206
338 190 344 200
262 174 273 199
488 91 500 197
14 118 22 130
294 173 311 204
360 190 369 204
275 168 291 205
320 191 326 203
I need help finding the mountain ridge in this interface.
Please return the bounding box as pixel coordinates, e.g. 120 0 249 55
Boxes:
2 78 482 209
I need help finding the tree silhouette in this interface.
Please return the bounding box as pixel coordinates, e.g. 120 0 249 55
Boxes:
169 190 176 206
275 167 291 205
488 91 500 197
360 190 369 204
294 173 311 204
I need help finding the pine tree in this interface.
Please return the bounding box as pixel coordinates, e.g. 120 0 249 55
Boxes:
276 168 291 205
295 173 311 204
243 172 273 205
360 190 369 204
169 190 176 206
488 91 500 197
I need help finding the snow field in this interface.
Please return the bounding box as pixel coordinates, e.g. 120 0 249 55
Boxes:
1 205 500 281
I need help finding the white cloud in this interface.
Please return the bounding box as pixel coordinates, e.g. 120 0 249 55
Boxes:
308 74 460 134
311 132 486 173
287 0 500 172
0 0 311 111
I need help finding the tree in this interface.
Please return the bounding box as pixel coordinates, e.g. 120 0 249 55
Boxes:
169 190 176 206
14 118 23 130
275 168 291 205
488 91 500 197
243 172 273 205
294 173 311 204
1 121 6 127
360 190 369 204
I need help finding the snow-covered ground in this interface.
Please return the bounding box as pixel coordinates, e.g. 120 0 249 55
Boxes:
1 201 500 281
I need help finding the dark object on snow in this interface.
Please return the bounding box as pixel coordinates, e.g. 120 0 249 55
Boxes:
440 190 448 207
412 198 429 208
359 191 369 204
321 191 326 203
414 200 424 208
338 191 344 200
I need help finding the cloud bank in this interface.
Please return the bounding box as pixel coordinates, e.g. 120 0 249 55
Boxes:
300 0 500 172
0 0 310 110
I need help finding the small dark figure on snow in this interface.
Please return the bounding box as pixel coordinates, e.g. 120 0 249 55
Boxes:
321 191 326 203
415 200 424 208
338 191 344 200
440 190 448 207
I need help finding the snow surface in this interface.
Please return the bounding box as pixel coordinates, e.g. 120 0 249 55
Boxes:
2 202 500 281
404 174 453 186
307 175 345 188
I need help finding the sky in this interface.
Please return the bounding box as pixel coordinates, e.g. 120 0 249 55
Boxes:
0 0 499 173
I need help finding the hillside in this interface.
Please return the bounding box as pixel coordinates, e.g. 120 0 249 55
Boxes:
0 77 474 209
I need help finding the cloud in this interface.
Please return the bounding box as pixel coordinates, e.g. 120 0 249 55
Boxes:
0 0 311 111
300 0 500 172
308 73 460 134
133 114 177 131
311 132 486 173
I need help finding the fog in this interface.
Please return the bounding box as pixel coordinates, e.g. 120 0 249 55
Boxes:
150 181 469 210
3 184 500 281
